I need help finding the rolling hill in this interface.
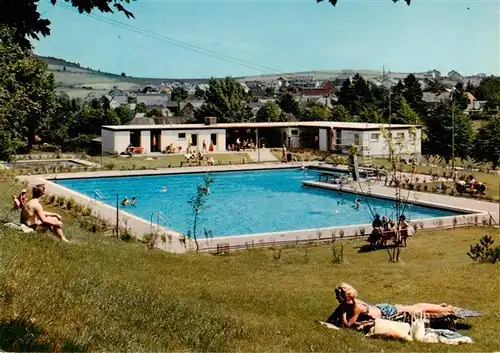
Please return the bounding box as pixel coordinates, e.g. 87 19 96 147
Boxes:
40 55 387 94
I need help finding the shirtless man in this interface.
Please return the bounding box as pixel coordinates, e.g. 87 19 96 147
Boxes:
21 184 69 242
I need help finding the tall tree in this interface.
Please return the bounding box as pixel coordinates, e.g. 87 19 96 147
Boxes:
351 74 373 104
475 76 500 109
300 102 330 122
171 87 188 102
424 101 474 164
256 101 280 122
40 93 79 147
0 25 57 154
198 77 252 123
277 92 300 117
0 0 134 48
473 115 500 169
473 114 500 169
391 96 421 125
194 86 206 99
336 79 356 113
402 74 427 118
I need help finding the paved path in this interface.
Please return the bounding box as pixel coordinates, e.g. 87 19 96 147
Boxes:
355 182 499 222
246 148 278 163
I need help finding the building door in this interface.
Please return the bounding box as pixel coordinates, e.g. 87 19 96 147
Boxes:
151 130 161 152
210 133 217 150
130 131 141 147
190 134 198 148
282 131 287 146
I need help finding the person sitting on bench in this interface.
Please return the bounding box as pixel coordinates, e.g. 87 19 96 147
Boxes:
21 184 69 242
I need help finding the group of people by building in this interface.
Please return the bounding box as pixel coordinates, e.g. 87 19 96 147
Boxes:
228 137 255 152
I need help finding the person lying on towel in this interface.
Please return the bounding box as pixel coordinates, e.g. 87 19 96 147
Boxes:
327 283 456 328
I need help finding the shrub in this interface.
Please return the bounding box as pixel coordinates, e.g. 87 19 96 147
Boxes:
331 239 344 264
143 232 159 250
66 198 76 210
120 228 133 242
47 195 56 204
467 235 500 264
56 196 66 207
104 162 115 170
82 207 92 217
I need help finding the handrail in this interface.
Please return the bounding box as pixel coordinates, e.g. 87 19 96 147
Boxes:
94 189 105 200
150 211 170 229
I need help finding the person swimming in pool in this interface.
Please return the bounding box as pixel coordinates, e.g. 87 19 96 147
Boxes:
161 186 167 192
352 198 361 210
131 196 136 206
326 283 456 328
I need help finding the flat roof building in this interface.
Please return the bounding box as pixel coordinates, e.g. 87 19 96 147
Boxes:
101 121 422 158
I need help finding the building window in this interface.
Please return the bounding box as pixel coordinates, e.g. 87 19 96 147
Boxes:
291 129 299 136
178 133 186 139
370 133 379 142
354 134 360 146
210 133 217 146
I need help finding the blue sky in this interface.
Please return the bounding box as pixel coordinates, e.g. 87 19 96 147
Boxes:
34 0 499 78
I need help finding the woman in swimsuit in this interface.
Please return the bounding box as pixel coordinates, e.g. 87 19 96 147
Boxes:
328 283 456 328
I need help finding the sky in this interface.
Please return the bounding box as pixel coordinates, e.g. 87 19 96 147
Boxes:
34 0 500 79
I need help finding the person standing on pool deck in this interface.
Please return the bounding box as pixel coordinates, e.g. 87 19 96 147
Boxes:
281 145 287 163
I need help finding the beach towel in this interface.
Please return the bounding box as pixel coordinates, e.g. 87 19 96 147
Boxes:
419 328 473 345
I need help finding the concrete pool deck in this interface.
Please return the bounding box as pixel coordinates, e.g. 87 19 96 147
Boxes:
17 163 496 253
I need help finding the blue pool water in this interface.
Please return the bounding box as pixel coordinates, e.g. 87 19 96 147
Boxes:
57 169 459 237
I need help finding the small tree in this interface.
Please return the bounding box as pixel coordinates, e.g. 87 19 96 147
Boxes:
171 87 188 102
188 176 215 252
300 102 330 122
145 107 164 117
256 101 281 122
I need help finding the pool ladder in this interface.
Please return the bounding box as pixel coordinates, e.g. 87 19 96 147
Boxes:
150 211 170 230
94 189 105 200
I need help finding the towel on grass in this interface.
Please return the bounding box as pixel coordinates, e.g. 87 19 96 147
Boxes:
419 328 473 345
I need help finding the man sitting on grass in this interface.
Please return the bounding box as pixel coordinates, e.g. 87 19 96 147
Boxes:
21 184 69 242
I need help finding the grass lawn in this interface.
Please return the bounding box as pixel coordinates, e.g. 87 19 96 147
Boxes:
1 175 500 352
86 152 252 170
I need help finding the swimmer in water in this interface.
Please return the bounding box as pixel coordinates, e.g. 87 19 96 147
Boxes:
161 186 167 192
352 198 361 210
131 196 136 206
300 165 305 171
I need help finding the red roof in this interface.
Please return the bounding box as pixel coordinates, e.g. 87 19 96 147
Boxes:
299 80 337 96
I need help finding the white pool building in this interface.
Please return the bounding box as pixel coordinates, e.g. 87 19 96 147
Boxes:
101 120 422 158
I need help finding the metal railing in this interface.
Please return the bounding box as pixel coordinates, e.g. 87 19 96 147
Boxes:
150 211 170 230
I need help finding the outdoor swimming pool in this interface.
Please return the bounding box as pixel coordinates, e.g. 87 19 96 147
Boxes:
57 169 460 237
